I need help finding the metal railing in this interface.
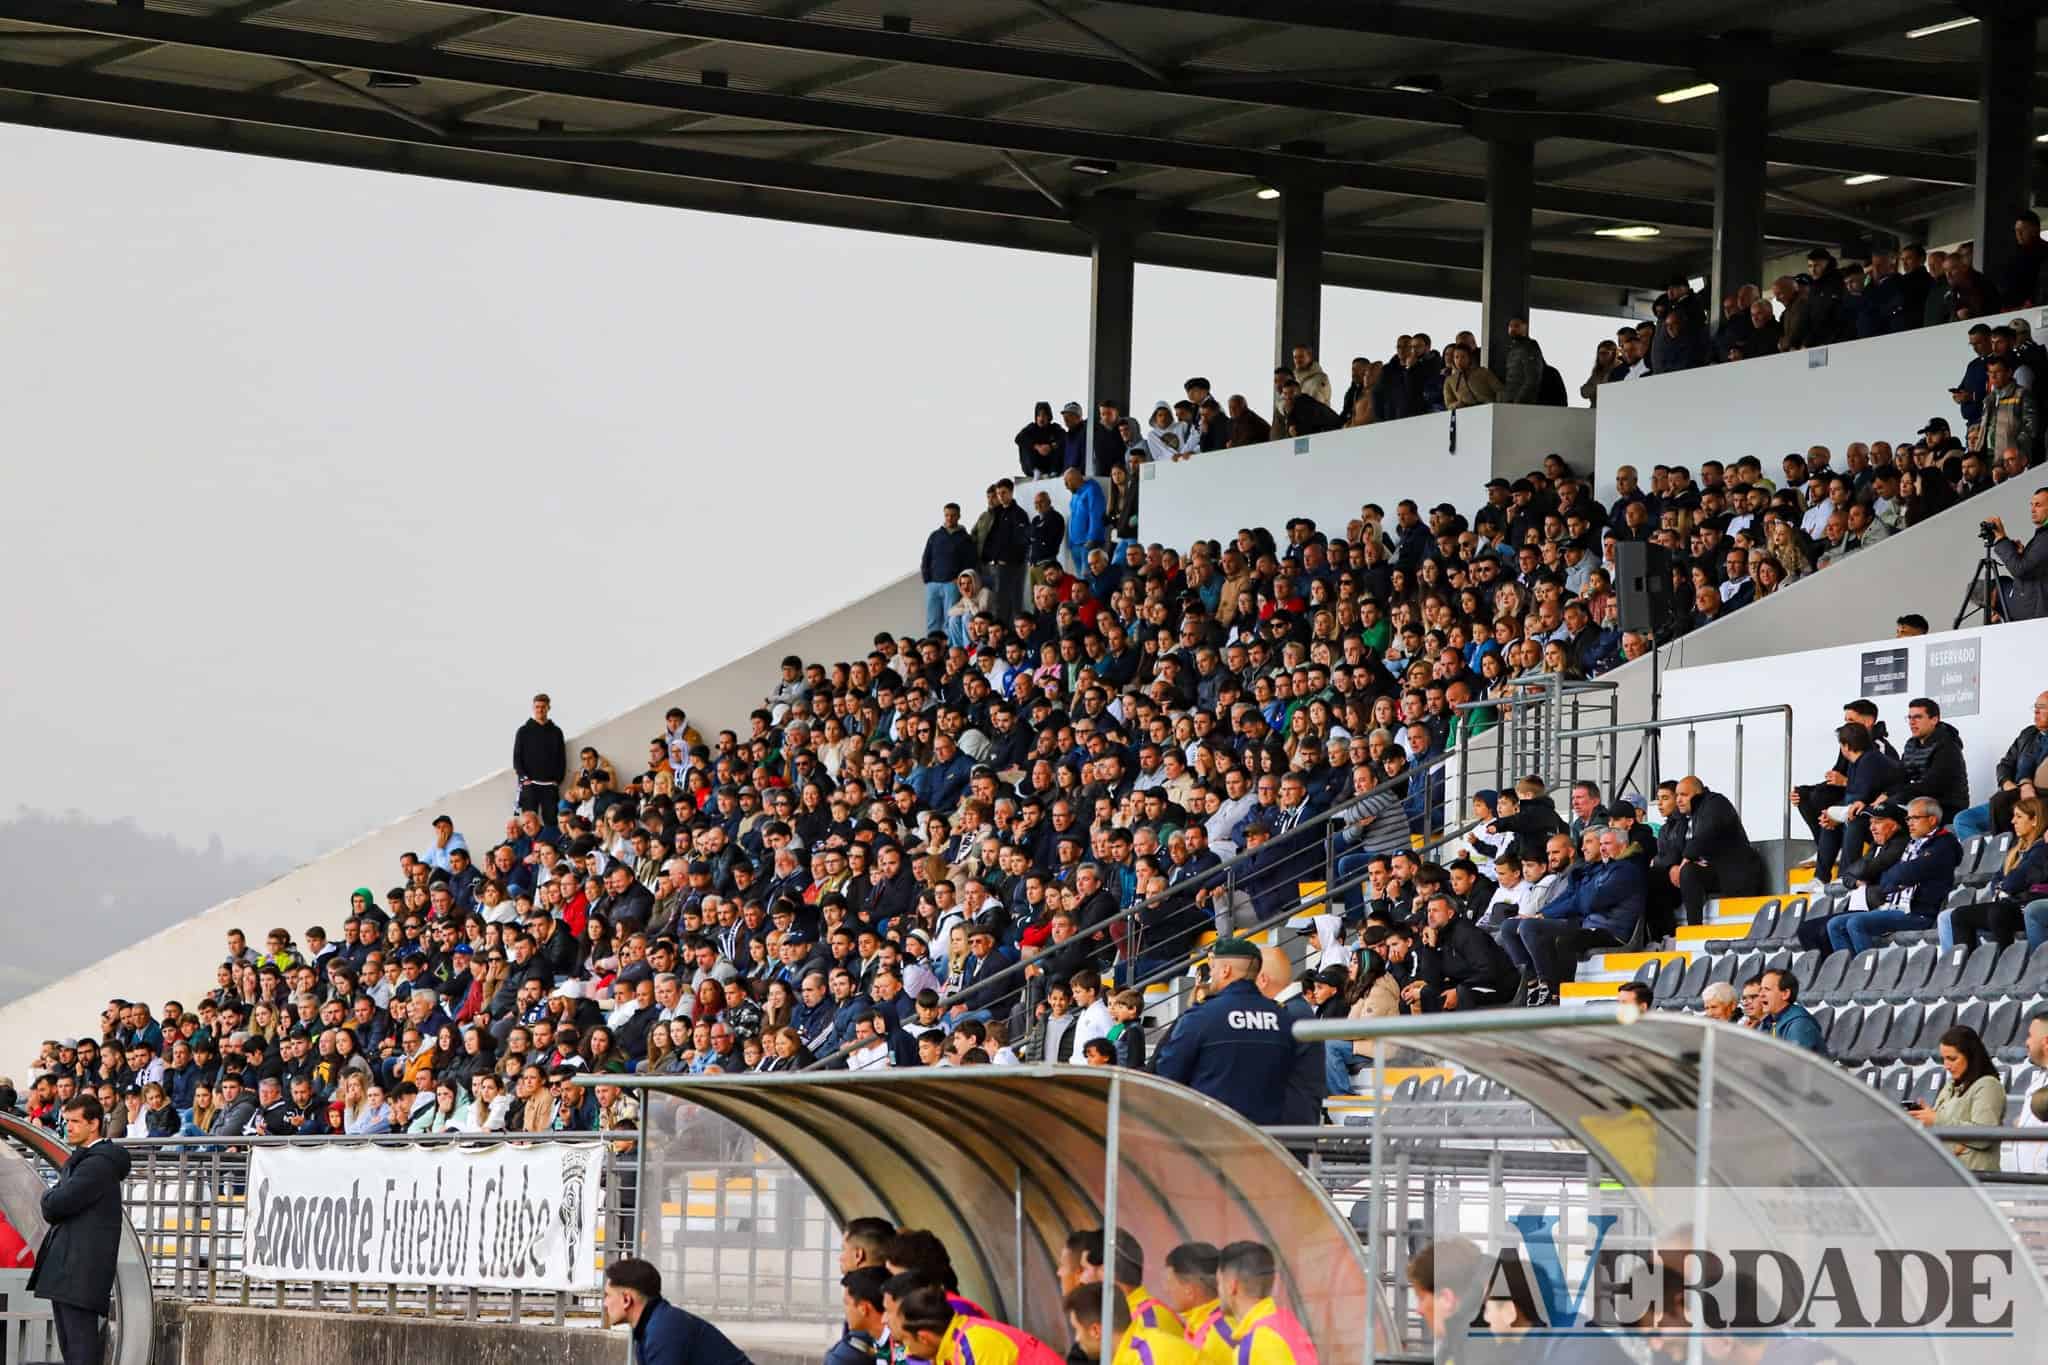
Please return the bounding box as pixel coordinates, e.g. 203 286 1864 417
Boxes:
807 737 1478 1068
107 1124 842 1325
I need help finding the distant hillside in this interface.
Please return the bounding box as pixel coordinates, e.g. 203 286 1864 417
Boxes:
0 809 294 1007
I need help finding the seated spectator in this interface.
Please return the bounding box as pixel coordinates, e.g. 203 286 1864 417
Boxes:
1791 719 1899 883
1862 697 1970 824
1700 981 1739 1023
1514 828 1643 1006
1755 967 1827 1055
1670 776 1768 928
1799 802 1911 953
1401 893 1519 1012
1955 690 2048 840
1941 798 2048 948
1906 1024 2006 1172
1823 799 1962 953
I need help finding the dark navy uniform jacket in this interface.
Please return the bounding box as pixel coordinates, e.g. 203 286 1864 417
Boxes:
1150 978 1294 1125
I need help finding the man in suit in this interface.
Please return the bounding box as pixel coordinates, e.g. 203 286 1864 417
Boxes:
29 1095 133 1365
1672 775 1768 927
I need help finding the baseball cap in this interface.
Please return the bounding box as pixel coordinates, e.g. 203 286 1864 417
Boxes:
1868 802 1909 824
1918 417 1950 434
1061 401 1083 415
1210 936 1262 962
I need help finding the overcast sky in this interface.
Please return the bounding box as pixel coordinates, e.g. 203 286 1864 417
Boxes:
0 122 1627 864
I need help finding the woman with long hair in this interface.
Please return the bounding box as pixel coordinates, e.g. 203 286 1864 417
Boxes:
1943 798 2048 947
1909 1025 2005 1171
762 980 796 1033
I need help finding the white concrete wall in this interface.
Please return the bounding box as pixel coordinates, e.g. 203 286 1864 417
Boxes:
0 572 924 1067
1660 616 2048 840
1138 405 1592 551
1590 314 2047 493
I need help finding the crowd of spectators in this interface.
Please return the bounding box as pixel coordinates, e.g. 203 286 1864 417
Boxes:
17 235 2048 1150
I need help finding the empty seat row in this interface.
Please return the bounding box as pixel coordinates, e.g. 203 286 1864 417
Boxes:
1654 941 2048 1012
1820 996 2027 1064
1854 1060 2042 1122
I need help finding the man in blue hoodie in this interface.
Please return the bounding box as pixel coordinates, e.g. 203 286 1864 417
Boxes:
1062 467 1106 570
1516 828 1644 1006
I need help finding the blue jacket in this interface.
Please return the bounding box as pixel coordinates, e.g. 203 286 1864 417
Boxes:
1873 830 1963 915
823 1329 879 1365
912 750 973 813
1540 857 1644 942
1764 1002 1828 1056
1841 747 1901 804
1151 978 1294 1126
1998 841 2048 900
1066 479 1106 557
1957 354 1989 427
633 1299 751 1365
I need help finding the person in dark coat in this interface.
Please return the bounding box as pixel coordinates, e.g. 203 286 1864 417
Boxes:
604 1258 750 1365
1256 947 1323 1126
1014 402 1064 478
1792 721 1900 883
1869 700 1971 823
1150 938 1292 1126
1672 776 1767 927
30 1095 133 1365
512 694 568 831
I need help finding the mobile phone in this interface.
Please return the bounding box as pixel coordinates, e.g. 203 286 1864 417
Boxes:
1902 1101 1921 1111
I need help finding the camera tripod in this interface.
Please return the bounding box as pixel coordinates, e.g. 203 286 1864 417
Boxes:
1953 533 2005 629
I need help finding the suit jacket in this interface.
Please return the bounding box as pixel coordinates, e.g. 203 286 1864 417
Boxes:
29 1139 133 1313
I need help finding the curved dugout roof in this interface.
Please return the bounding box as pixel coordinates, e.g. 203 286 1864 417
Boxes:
1298 1009 2048 1357
606 1068 1378 1359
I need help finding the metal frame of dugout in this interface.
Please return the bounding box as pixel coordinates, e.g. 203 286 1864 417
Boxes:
0 1112 154 1365
1296 1006 2048 1365
588 1068 1394 1362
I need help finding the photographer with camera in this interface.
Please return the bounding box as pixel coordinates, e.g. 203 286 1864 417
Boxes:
1986 486 2048 622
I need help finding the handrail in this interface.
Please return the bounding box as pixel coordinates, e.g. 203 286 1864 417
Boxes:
802 738 1474 1070
111 1129 636 1146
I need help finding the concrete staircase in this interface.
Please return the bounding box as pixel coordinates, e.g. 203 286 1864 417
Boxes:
1560 865 1819 1001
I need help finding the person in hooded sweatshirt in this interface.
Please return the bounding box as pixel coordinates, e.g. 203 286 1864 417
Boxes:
1140 401 1200 462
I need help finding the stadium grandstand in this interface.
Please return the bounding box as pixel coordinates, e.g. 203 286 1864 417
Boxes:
7 1 2048 1362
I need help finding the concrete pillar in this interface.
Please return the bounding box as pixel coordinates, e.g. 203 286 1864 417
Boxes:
1482 136 1534 373
1974 9 2039 294
1713 79 1769 308
1086 216 1135 439
1273 181 1326 368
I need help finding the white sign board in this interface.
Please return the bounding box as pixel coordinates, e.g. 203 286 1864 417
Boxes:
242 1141 605 1291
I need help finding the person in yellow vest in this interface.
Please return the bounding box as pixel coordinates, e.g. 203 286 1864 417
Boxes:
891 1284 1063 1365
1216 1242 1318 1365
1057 1228 1185 1340
1065 1284 1199 1365
1161 1243 1227 1360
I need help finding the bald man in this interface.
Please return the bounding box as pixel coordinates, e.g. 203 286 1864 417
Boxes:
1255 946 1325 1126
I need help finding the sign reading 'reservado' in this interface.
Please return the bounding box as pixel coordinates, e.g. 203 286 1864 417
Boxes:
241 1141 605 1292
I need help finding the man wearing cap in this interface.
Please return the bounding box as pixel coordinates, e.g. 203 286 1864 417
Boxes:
1150 937 1292 1125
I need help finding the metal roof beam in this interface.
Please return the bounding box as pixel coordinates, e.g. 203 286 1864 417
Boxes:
0 54 1651 296
0 0 1855 237
1095 0 1982 102
341 0 1979 180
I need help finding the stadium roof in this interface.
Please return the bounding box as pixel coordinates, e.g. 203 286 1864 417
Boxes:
0 0 2029 312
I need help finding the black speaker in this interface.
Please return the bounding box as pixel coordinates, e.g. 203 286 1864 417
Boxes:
1613 540 1674 634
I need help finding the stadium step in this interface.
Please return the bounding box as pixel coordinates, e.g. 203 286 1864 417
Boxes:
1576 949 1690 984
1675 920 1754 943
1560 981 1621 1001
1787 866 1816 888
1323 1067 1456 1116
1703 894 1778 924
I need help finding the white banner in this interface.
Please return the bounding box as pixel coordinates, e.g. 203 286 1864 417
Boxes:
242 1141 606 1292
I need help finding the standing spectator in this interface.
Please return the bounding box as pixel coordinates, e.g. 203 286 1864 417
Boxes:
920 504 976 637
1014 402 1063 479
1671 776 1767 927
1287 343 1332 407
513 693 567 832
1057 402 1088 472
1897 242 1935 325
1062 468 1106 570
1970 356 2038 461
1224 394 1269 448
29 1094 131 1365
1987 488 2048 623
980 479 1032 626
1091 402 1124 478
1440 344 1500 410
1579 341 1617 406
2002 211 2047 310
1500 318 1545 403
1150 937 1289 1125
1028 490 1066 573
